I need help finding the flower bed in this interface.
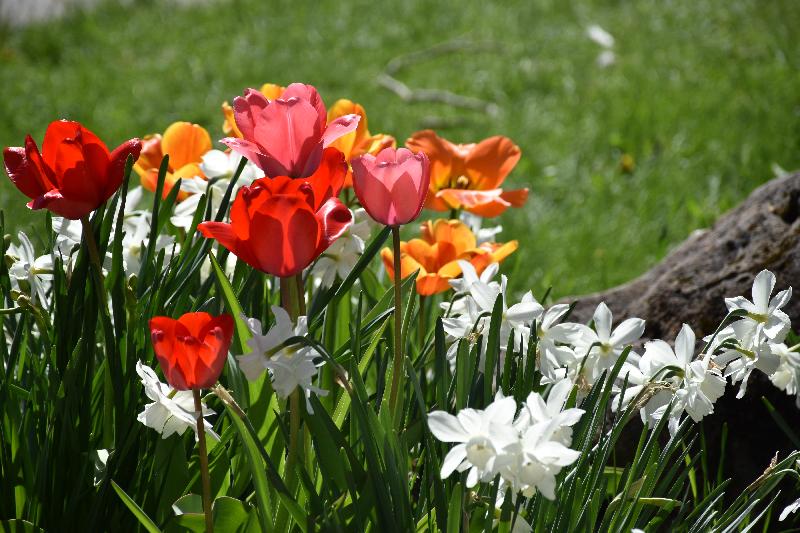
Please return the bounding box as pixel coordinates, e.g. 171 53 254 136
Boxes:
1 82 799 532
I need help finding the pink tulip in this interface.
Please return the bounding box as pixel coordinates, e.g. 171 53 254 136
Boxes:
351 147 430 226
221 83 360 178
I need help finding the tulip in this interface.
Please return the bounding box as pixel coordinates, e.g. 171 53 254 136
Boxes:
148 310 233 531
406 130 528 217
148 312 234 391
351 147 430 227
222 83 286 138
3 120 141 220
350 147 430 420
381 219 518 296
222 83 360 179
133 121 212 200
198 148 353 278
327 99 396 187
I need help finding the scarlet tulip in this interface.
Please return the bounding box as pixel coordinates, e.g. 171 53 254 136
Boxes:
405 130 528 217
198 148 353 277
148 312 234 390
3 120 141 220
351 147 430 227
222 83 360 178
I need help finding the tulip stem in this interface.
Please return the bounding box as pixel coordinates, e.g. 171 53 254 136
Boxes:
388 226 404 420
80 216 107 303
193 389 214 533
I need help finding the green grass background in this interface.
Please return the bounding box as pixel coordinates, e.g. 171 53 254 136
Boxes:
1 0 799 298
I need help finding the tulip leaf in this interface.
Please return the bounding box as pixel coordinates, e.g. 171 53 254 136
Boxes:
208 251 251 354
111 480 162 533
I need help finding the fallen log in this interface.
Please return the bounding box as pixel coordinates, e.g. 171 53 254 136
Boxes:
565 172 800 494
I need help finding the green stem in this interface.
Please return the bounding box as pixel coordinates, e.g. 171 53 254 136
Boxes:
418 294 426 346
193 389 213 533
80 215 107 304
388 226 404 419
278 274 304 527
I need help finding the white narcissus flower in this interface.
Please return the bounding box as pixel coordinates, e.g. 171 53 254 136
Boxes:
460 212 503 245
769 343 800 406
441 274 543 371
238 306 328 411
724 269 792 342
120 211 178 278
536 305 582 382
573 302 645 383
448 259 500 299
171 150 260 230
311 208 374 288
514 378 584 446
427 394 518 487
7 231 53 307
135 361 219 441
640 324 726 434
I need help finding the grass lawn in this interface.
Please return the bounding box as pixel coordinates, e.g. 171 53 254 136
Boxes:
1 0 799 298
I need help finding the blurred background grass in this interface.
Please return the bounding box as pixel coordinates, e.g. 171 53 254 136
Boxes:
1 0 799 298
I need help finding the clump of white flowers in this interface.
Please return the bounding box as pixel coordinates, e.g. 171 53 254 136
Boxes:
239 306 328 411
430 268 798 505
311 207 374 288
427 379 583 499
135 361 219 441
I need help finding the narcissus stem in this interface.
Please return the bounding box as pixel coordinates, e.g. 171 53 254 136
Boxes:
388 226 404 419
80 216 107 303
193 389 213 533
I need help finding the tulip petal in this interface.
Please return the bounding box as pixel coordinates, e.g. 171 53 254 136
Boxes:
4 144 53 200
221 137 290 177
305 148 348 210
107 138 142 199
464 135 521 190
405 130 458 191
248 195 321 277
316 197 353 255
252 96 323 178
233 88 270 140
161 122 212 171
322 114 361 148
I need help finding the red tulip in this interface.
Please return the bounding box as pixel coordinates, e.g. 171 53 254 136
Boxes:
351 147 430 226
3 120 141 220
222 83 360 178
198 148 353 277
149 312 234 391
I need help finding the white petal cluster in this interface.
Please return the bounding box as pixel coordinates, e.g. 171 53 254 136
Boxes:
615 324 726 435
135 361 219 441
572 303 645 383
441 261 543 371
311 208 374 288
51 186 178 279
427 380 583 500
239 306 328 411
711 270 792 397
170 150 259 231
6 231 53 307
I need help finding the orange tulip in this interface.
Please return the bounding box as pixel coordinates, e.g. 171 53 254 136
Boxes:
134 122 212 200
222 83 286 137
327 99 396 187
381 219 517 295
405 130 528 218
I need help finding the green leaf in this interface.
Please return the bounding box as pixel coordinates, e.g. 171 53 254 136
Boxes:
111 480 162 533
